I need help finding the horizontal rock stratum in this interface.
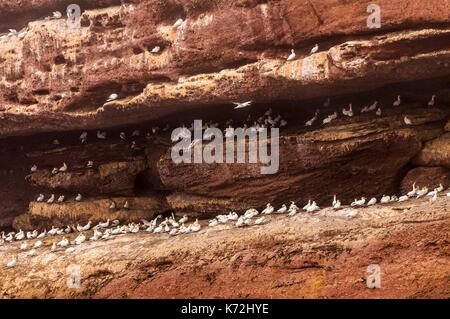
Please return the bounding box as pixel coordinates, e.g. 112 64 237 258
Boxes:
0 0 450 137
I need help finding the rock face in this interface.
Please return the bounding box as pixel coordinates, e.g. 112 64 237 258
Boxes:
1 195 449 298
413 133 450 168
401 167 450 194
0 0 450 137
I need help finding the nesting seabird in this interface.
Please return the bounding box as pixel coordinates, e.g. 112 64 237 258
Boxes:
428 95 436 107
310 44 319 55
30 165 38 172
36 194 45 202
393 95 401 107
47 194 55 204
53 11 62 19
57 195 65 203
173 18 184 28
107 93 118 102
97 131 107 139
75 193 83 202
59 162 68 172
151 46 161 53
287 49 296 61
404 116 412 125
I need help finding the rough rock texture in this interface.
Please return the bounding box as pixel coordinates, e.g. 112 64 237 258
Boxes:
1 196 449 298
1 0 450 137
413 133 450 168
401 167 450 194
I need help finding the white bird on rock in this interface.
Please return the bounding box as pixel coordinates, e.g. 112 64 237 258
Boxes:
261 203 274 215
305 110 319 126
151 46 161 53
53 11 62 19
342 104 353 117
57 237 69 247
173 18 184 28
30 165 38 172
276 204 287 214
287 49 296 61
407 182 417 197
6 258 17 268
351 197 366 207
34 240 43 248
47 194 55 204
52 168 58 175
97 131 107 139
36 194 45 202
107 93 118 102
306 201 320 212
428 95 436 107
59 162 67 172
255 216 267 225
310 44 319 55
74 233 86 245
367 197 377 206
376 108 382 116
87 160 94 168
57 195 65 203
393 95 401 107
75 193 82 202
404 116 412 125
398 195 409 202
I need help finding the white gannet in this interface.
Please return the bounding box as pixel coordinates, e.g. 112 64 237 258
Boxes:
244 208 258 219
416 187 428 198
351 197 366 207
287 49 296 61
65 247 75 253
81 221 91 231
153 225 163 233
332 195 337 206
34 240 43 248
107 93 118 102
208 219 218 227
173 18 184 28
276 204 287 214
169 228 178 236
360 105 369 113
87 160 94 168
53 11 62 19
244 218 253 226
97 219 110 229
64 225 72 233
97 131 107 139
261 203 274 214
404 116 412 125
6 258 17 268
75 193 82 202
368 101 378 112
303 200 311 211
123 201 129 209
227 211 239 221
18 31 27 39
48 226 58 236
289 201 299 211
288 207 299 216
310 44 319 55
15 230 25 240
109 201 116 210
20 243 28 251
255 216 267 225
37 230 46 238
305 111 319 126
56 228 64 235
342 104 353 117
376 108 382 116
151 46 161 53
233 101 252 109
74 233 86 245
26 230 37 239
430 192 437 203
120 132 126 141
57 237 69 247
236 216 245 227
306 201 320 212
79 131 88 141
398 195 409 202
52 168 59 175
36 194 45 202
333 200 341 210
31 165 38 172
436 183 444 193
407 182 417 197
428 95 436 107
393 95 401 107
8 29 17 36
367 197 377 206
178 215 188 224
189 219 201 232
27 249 37 257
57 195 65 203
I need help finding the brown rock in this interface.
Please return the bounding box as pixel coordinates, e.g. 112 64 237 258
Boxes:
27 160 147 195
413 133 450 168
445 120 450 132
23 195 169 228
401 167 450 194
158 118 423 208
